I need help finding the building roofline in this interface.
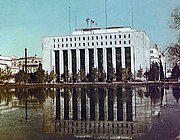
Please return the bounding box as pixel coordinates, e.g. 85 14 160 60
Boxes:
42 26 139 39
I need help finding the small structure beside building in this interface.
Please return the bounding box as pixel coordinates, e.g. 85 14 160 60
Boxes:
11 55 42 74
0 54 42 83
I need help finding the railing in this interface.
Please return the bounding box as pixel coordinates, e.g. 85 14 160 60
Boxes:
54 120 139 139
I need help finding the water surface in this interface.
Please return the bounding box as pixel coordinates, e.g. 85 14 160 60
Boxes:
0 85 179 140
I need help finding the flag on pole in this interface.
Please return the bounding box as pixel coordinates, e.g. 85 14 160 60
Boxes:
91 19 97 25
86 18 90 22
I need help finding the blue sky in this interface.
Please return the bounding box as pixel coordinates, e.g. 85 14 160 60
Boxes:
0 0 179 57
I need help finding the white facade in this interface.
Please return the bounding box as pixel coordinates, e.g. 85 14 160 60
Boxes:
150 44 162 63
42 27 150 80
11 56 42 74
0 55 13 69
0 55 42 74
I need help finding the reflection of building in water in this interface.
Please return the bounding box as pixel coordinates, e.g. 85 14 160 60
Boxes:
0 89 18 114
11 88 44 108
54 86 154 139
145 86 167 117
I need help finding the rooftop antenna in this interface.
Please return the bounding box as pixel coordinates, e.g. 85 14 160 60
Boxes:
75 16 77 30
69 6 71 34
131 0 134 28
86 18 90 28
105 0 108 28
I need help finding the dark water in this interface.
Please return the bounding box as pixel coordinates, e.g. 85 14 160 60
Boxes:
0 85 179 140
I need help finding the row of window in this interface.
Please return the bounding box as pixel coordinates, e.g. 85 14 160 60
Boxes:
13 61 41 64
53 34 131 43
54 40 131 48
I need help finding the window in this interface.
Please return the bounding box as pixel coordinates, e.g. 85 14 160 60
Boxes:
88 42 90 46
74 43 76 47
70 38 72 41
114 35 116 39
96 42 98 46
79 37 81 41
74 37 76 41
124 35 126 38
115 41 117 45
106 42 107 45
105 36 107 39
54 44 55 48
92 36 94 40
58 44 59 48
96 36 98 40
66 44 68 47
62 44 64 47
101 36 103 39
119 41 121 44
129 40 131 44
66 38 68 41
92 42 94 46
119 35 121 38
110 41 112 45
58 39 59 42
101 42 103 45
62 38 64 42
70 44 72 47
83 43 85 46
79 43 81 46
128 34 130 38
124 41 126 44
150 50 153 53
88 36 90 40
54 39 55 42
83 37 85 40
110 35 112 39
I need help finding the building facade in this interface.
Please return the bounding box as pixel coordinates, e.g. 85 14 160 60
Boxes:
11 56 42 74
0 55 42 74
150 44 162 63
0 55 13 69
42 27 150 81
150 44 171 78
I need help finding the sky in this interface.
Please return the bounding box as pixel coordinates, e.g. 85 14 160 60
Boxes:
0 0 179 57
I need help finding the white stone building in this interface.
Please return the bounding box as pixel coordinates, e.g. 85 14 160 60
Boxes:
42 26 150 81
149 44 171 78
150 44 162 63
0 55 13 69
11 56 42 74
0 55 42 74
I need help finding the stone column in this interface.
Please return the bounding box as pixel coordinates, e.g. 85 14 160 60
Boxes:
85 49 89 74
112 47 116 72
68 49 72 73
60 50 64 76
76 49 80 72
94 48 98 68
121 47 125 68
103 48 107 74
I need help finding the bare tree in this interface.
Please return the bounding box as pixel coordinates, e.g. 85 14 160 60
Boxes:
170 7 180 30
166 44 180 64
167 7 180 64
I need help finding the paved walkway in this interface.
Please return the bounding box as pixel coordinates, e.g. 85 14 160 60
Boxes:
138 103 180 140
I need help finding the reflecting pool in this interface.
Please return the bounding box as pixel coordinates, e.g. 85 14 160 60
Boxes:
0 85 180 140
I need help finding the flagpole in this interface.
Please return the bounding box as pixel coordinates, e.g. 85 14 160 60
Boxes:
69 6 71 34
105 0 108 28
131 0 134 28
75 16 77 30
